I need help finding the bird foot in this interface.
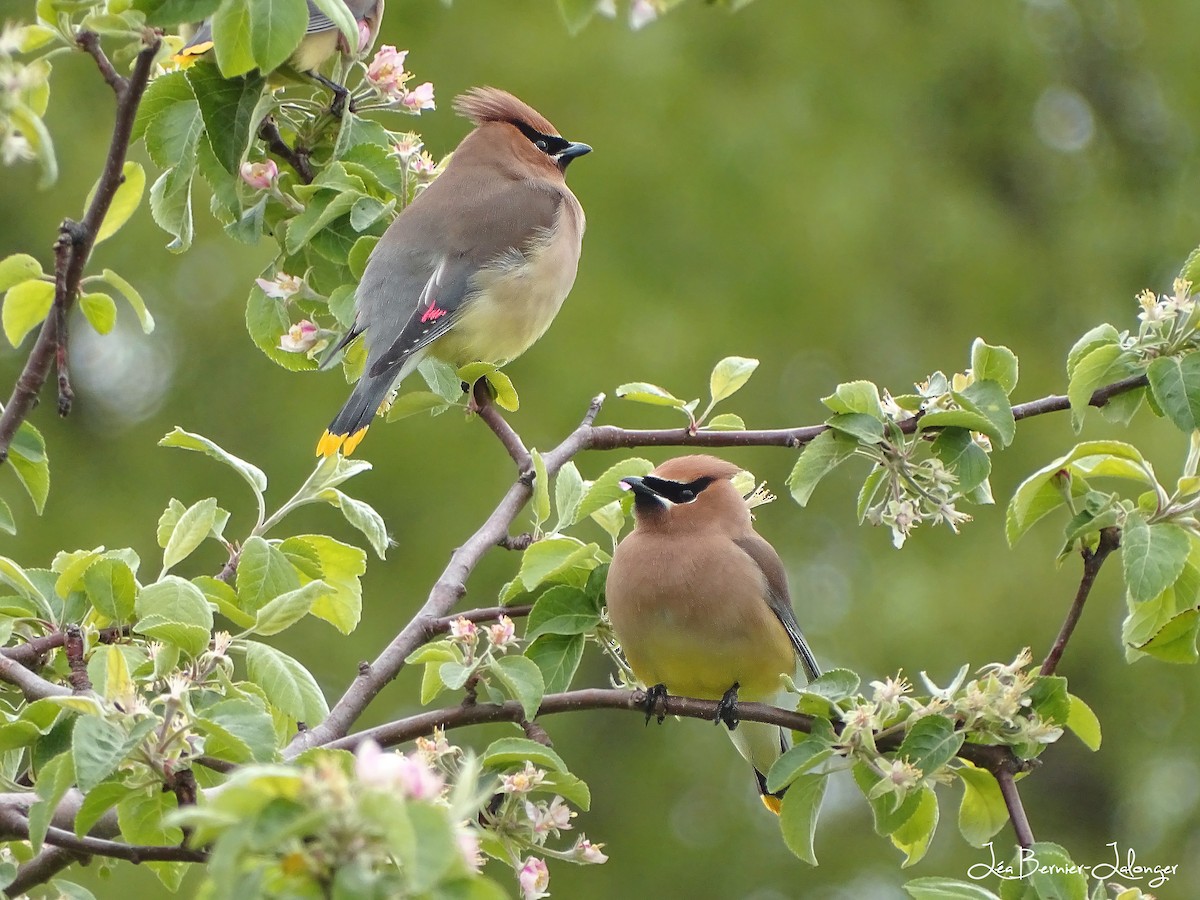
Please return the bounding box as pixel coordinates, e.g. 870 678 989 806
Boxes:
714 682 740 731
642 683 669 725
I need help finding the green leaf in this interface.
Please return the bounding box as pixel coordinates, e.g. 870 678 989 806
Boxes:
970 338 1019 395
83 558 136 622
517 537 603 592
709 356 759 404
159 427 268 495
196 698 277 763
210 0 256 76
3 278 53 347
1066 324 1121 379
955 762 1008 847
285 190 363 254
704 412 746 431
74 778 136 838
244 641 329 724
821 380 884 418
385 390 451 422
1066 693 1101 750
615 382 689 409
803 668 860 701
1067 344 1133 431
1147 352 1200 432
531 450 551 530
826 412 884 444
237 536 301 611
134 0 223 26
9 103 56 188
524 633 585 694
10 421 51 514
766 737 835 793
489 655 545 721
481 737 567 773
161 496 218 573
78 292 117 334
186 64 266 174
572 458 653 525
52 547 103 598
254 580 334 636
899 715 964 775
90 161 145 244
932 429 991 495
0 498 13 535
1140 608 1200 663
905 878 1001 900
149 166 195 253
30 752 74 852
96 268 154 333
117 790 185 891
787 430 857 506
524 585 601 640
280 534 366 635
0 253 44 291
1027 675 1071 725
1122 513 1190 603
553 461 585 531
891 785 938 866
1019 842 1088 900
134 576 214 657
73 716 127 792
778 773 826 865
348 235 378 281
0 555 50 614
960 380 1015 447
316 489 389 559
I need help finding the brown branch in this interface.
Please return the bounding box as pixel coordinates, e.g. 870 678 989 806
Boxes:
64 625 90 693
258 117 314 184
473 379 531 470
995 767 1035 849
6 845 82 897
2 624 127 668
1040 526 1122 676
0 806 205 864
320 687 1029 778
0 31 161 463
430 604 532 634
0 653 69 701
286 396 608 755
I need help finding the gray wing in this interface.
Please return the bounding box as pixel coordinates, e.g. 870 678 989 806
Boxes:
734 534 821 682
355 172 561 380
305 1 337 34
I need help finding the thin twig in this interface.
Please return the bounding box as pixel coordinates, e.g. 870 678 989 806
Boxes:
0 32 161 463
2 624 127 668
430 604 532 633
0 653 69 700
1040 527 1122 676
473 380 531 470
995 767 1035 849
0 806 205 864
6 845 82 897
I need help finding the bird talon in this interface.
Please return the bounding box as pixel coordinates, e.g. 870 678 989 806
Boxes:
715 681 740 731
642 683 668 725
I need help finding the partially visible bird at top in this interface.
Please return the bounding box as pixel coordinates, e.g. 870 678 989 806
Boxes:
605 454 823 815
316 86 592 457
173 0 384 115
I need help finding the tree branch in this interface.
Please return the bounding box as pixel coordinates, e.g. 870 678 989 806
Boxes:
258 117 315 184
0 805 205 864
2 625 127 669
995 767 1035 849
0 31 160 463
0 653 69 700
473 380 531 469
6 845 82 897
1040 526 1122 676
431 604 532 633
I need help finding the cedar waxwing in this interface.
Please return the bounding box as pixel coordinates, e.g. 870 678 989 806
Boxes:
606 455 822 814
316 87 591 456
174 0 383 110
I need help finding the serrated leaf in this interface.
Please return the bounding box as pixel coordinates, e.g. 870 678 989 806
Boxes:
899 715 964 775
134 576 213 656
905 877 1001 900
489 655 544 721
161 497 218 573
517 537 603 592
778 773 826 865
524 633 584 694
891 785 938 867
481 737 567 773
787 430 857 506
186 64 266 174
196 698 277 763
3 278 53 347
279 534 365 634
30 752 74 852
524 585 600 640
615 382 687 408
766 737 834 794
826 412 884 444
244 641 328 724
704 412 746 431
73 716 127 792
531 450 550 530
821 380 884 418
237 536 301 611
10 420 50 514
572 458 653 524
553 461 584 531
1122 513 1190 604
317 489 389 559
83 558 136 622
1140 608 1200 663
1067 344 1133 431
385 390 451 422
1147 353 1200 433
253 580 334 636
74 778 136 838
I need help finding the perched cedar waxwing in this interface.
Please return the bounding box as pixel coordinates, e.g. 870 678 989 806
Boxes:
316 87 591 456
606 455 822 814
174 0 383 110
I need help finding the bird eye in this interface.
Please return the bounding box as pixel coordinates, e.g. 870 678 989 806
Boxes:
535 139 549 152
678 490 694 502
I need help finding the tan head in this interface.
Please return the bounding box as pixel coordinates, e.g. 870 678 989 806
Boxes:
451 87 592 179
620 455 752 534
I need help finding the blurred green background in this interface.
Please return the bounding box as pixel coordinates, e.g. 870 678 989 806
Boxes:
3 0 1200 896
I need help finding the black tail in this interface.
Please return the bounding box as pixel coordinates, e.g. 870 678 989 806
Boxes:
316 373 393 457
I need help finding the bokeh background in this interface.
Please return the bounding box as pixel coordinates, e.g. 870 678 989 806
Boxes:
3 0 1200 896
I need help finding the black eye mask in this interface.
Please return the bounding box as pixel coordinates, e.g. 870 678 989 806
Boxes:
641 475 716 504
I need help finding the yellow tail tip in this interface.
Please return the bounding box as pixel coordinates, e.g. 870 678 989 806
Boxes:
171 41 212 68
761 794 783 816
317 431 346 457
342 427 368 456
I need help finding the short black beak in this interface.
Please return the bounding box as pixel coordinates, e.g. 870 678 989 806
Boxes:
556 142 593 168
620 476 657 498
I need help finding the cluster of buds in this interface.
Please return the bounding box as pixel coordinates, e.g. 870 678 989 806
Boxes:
954 650 1063 746
448 614 519 661
1132 278 1200 358
364 46 435 112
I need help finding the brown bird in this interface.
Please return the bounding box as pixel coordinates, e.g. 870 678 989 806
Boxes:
606 455 821 813
317 87 591 456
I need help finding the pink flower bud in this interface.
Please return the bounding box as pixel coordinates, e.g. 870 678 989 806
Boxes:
575 838 608 864
366 45 411 100
354 739 445 801
357 19 373 53
486 615 516 650
518 857 550 900
255 272 303 300
400 81 436 113
239 159 278 191
278 319 320 353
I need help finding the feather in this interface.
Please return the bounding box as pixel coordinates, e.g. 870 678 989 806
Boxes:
453 87 559 136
